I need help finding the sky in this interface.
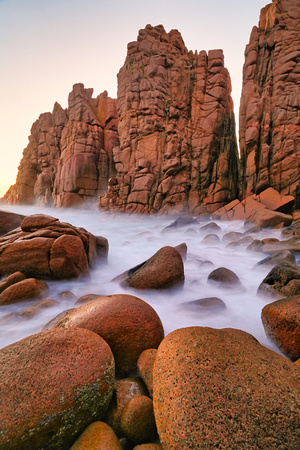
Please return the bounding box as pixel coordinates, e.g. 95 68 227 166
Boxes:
0 0 269 198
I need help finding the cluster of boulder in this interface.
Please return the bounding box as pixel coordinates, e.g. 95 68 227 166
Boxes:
1 0 299 213
0 207 299 448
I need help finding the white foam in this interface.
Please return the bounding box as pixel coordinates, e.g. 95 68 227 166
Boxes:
0 203 286 354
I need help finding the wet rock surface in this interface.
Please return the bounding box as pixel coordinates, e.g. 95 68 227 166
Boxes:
258 262 300 297
55 294 164 376
208 267 242 288
153 326 300 449
262 295 300 361
116 246 184 290
70 421 122 450
0 327 115 450
0 213 108 280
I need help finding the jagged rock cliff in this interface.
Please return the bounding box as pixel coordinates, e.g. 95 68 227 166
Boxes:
4 85 118 207
3 25 239 213
99 24 239 214
239 0 300 207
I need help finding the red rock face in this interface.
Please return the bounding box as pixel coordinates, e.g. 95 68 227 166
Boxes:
239 0 300 207
53 85 119 207
3 85 118 207
99 24 239 214
3 25 239 213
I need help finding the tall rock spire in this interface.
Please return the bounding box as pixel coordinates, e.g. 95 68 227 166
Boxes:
239 0 300 207
99 24 239 213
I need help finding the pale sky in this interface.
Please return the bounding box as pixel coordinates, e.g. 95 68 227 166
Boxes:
0 0 268 198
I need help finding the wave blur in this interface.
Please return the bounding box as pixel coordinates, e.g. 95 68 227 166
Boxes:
0 203 285 353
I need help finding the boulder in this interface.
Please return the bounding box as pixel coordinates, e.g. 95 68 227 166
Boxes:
208 267 242 288
258 262 300 297
0 271 26 294
252 188 295 214
282 220 300 238
117 246 184 290
21 214 59 231
0 210 25 235
162 216 199 231
70 422 122 450
211 197 266 221
199 222 221 233
201 234 220 245
20 299 58 319
43 308 75 330
49 234 89 279
262 237 300 254
255 250 295 268
0 278 49 306
153 327 300 449
222 231 244 243
55 294 164 375
246 209 293 229
0 327 115 449
262 295 300 361
0 214 107 280
180 297 227 313
105 377 148 436
120 396 157 445
137 349 157 398
75 293 101 306
174 242 187 260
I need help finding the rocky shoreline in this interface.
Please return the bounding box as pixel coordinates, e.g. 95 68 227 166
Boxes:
0 197 299 448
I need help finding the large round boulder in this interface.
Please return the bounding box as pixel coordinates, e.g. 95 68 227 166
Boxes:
0 327 115 450
261 295 300 361
119 246 184 290
56 294 164 375
153 327 300 449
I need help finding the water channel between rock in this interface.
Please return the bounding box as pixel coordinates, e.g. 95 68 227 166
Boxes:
0 203 291 355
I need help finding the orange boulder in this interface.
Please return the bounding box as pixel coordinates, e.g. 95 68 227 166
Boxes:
153 327 300 449
0 327 115 449
262 295 300 361
56 294 164 376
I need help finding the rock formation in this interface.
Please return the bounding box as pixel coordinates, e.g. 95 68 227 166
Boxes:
3 25 239 213
99 24 239 214
239 0 300 207
3 5 299 214
3 85 118 207
0 214 108 280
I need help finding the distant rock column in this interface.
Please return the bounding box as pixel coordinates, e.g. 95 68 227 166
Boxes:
239 0 300 207
53 84 119 207
4 103 67 205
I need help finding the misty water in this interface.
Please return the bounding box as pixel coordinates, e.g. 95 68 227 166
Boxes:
0 203 287 354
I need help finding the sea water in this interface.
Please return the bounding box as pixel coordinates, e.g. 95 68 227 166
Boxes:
0 203 286 354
